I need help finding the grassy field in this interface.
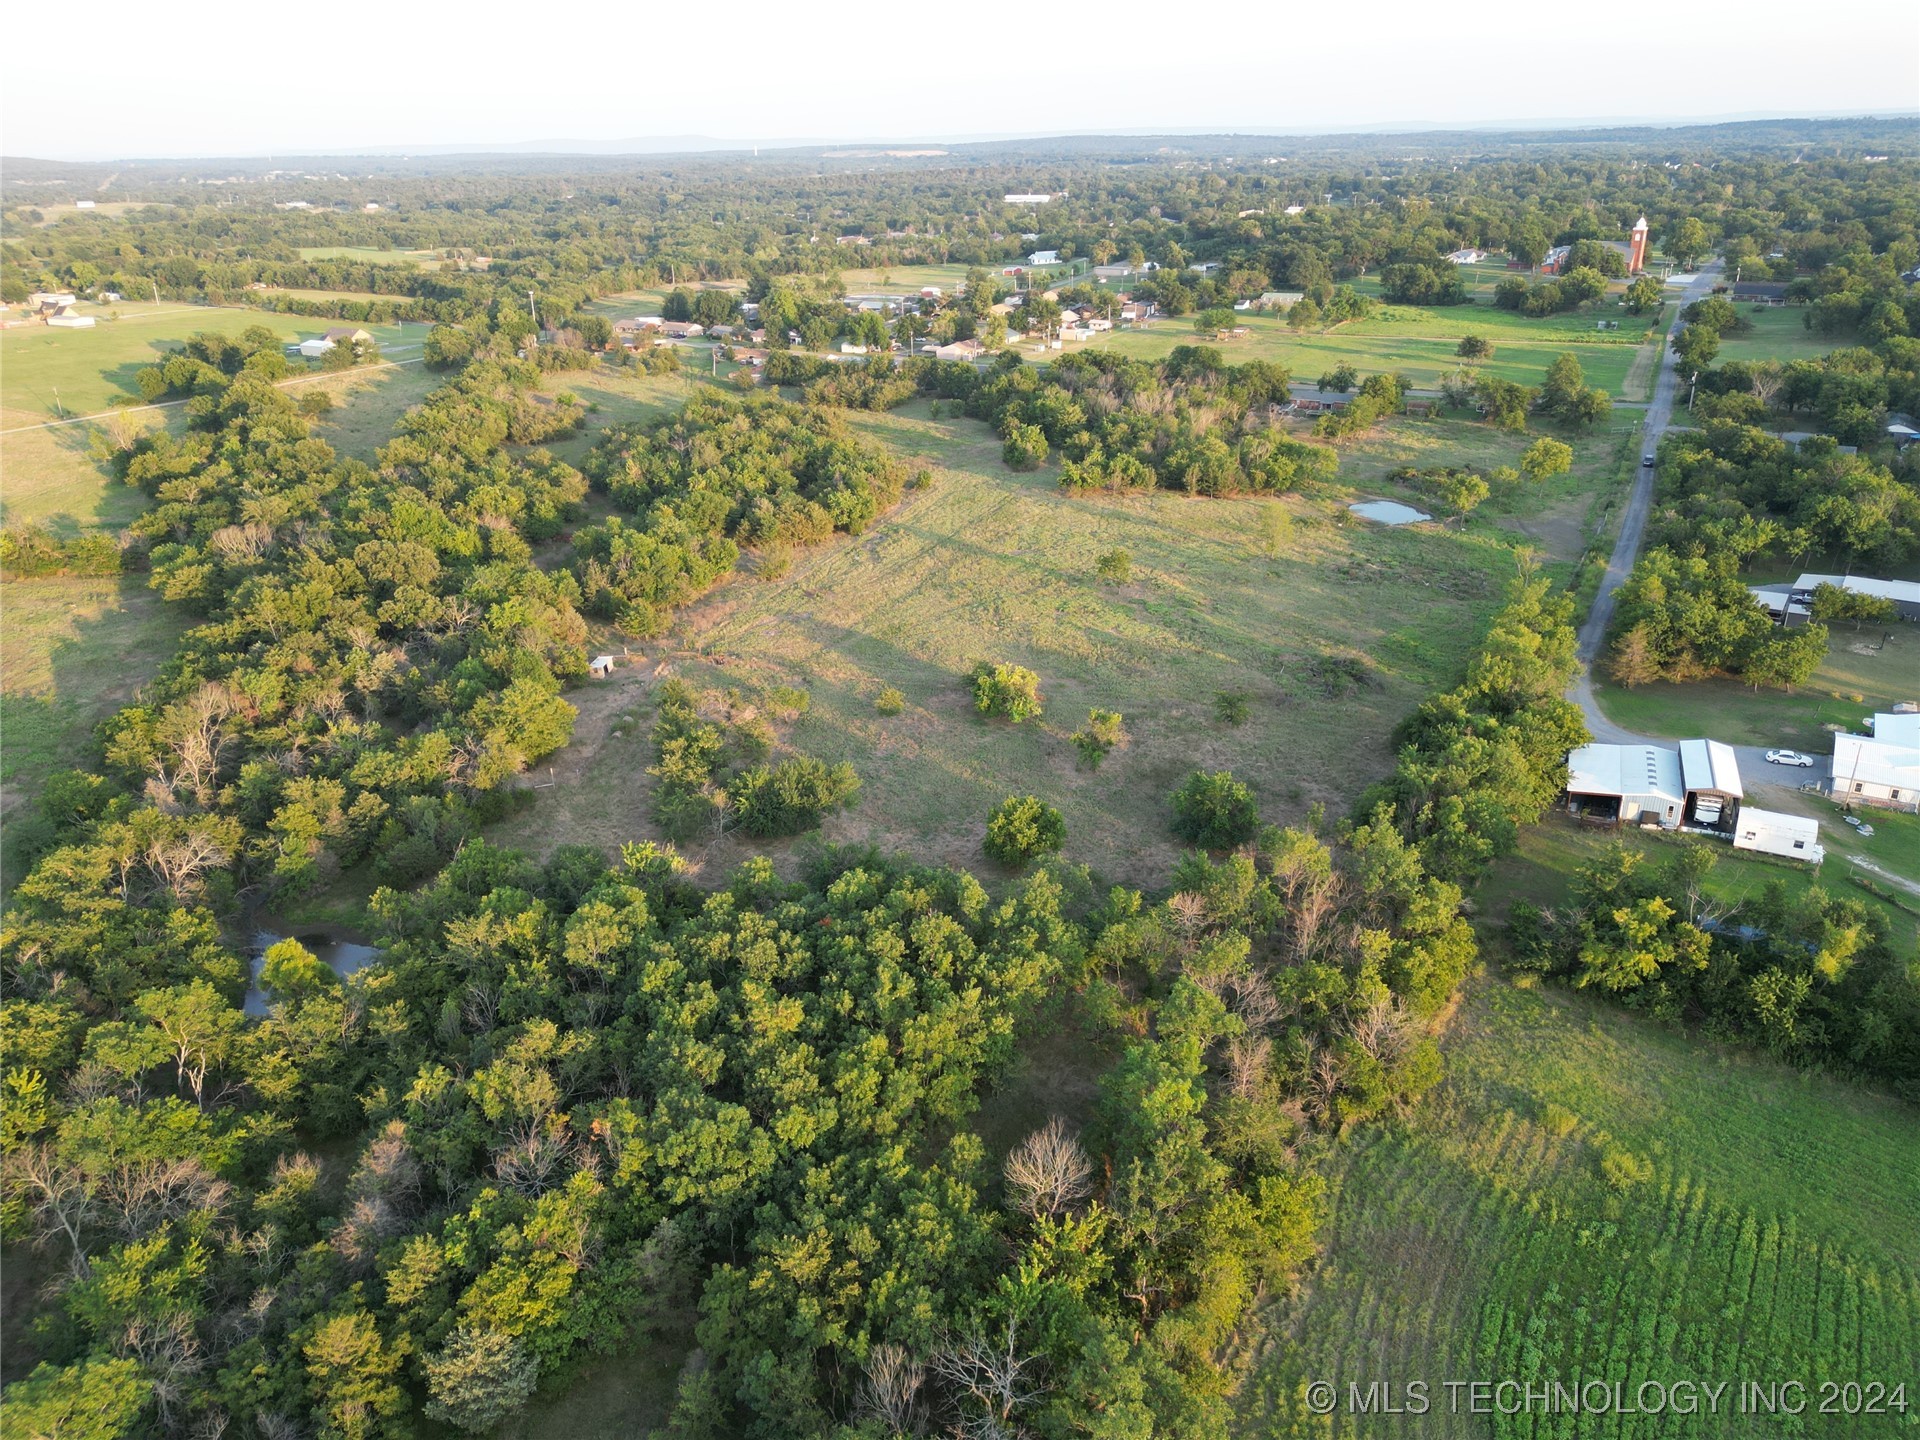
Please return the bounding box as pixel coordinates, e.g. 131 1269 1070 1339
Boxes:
1238 970 1920 1438
1079 301 1658 395
295 246 449 267
1593 627 1915 753
1713 305 1840 367
1 303 415 423
485 402 1588 885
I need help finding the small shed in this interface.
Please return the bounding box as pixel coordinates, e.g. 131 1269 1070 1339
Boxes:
589 655 616 678
1733 809 1824 864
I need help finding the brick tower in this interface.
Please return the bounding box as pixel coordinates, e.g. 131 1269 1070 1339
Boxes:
1628 216 1650 274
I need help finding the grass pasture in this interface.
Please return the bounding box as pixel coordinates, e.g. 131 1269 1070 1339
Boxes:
1080 301 1658 396
1 303 414 424
1239 972 1920 1438
1713 305 1839 368
490 402 1535 884
295 246 449 267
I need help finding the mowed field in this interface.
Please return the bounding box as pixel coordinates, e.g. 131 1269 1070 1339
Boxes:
1593 627 1916 754
1078 301 1661 396
295 246 450 267
1 302 417 424
1238 971 1920 1439
491 402 1560 886
1712 304 1842 367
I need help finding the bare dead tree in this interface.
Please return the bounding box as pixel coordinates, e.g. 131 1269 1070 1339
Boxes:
859 1342 926 1435
1225 1033 1273 1101
7 1142 96 1258
1002 1117 1094 1219
930 1318 1046 1440
1348 998 1414 1070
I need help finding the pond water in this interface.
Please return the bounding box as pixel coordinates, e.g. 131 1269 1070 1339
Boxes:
243 928 381 1017
1349 500 1432 525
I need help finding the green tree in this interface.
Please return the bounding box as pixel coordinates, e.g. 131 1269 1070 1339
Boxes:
1070 709 1126 770
1456 334 1493 359
1669 218 1712 269
983 795 1066 866
1520 437 1574 483
423 1327 540 1433
970 662 1043 722
1 1359 151 1440
1624 275 1664 314
1095 548 1132 582
1170 770 1260 849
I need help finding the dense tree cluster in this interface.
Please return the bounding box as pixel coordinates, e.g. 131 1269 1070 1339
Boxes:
573 393 910 633
1512 845 1920 1093
1609 422 1919 686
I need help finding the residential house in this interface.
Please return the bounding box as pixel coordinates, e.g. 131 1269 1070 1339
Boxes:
660 321 704 338
1444 248 1488 264
1092 264 1134 281
1285 387 1354 414
1027 250 1059 266
1732 282 1792 305
1829 712 1920 812
933 339 987 362
1118 301 1155 323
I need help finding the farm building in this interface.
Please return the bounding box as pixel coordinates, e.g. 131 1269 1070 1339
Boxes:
297 337 334 358
1830 712 1920 812
1566 743 1686 828
1093 264 1134 280
588 655 616 678
1678 738 1743 832
1566 739 1741 832
1004 193 1052 204
1258 291 1304 309
1792 573 1920 622
1732 809 1825 864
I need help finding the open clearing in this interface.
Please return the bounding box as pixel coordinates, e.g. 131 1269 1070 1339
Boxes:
1 303 415 424
487 402 1588 885
1593 627 1915 753
1713 304 1844 367
295 245 450 267
1079 302 1657 395
1239 970 1920 1438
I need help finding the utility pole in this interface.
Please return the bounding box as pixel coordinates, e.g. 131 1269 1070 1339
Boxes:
528 290 538 328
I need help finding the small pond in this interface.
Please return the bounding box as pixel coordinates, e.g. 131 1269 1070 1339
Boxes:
243 927 381 1017
1349 500 1432 525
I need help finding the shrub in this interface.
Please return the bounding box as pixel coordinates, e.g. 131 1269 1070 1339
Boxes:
1170 770 1260 849
983 795 1067 866
729 757 860 836
1457 334 1494 359
970 662 1043 723
1071 709 1127 770
1213 691 1251 726
874 686 906 716
1540 1103 1578 1138
1095 547 1132 583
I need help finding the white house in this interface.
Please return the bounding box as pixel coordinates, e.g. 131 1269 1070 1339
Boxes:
933 339 986 362
1027 250 1059 267
1733 809 1825 864
1004 193 1051 204
1445 248 1488 264
298 337 335 358
1831 712 1920 811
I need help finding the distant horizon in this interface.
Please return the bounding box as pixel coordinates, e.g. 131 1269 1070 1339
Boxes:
5 0 1915 163
7 109 1919 167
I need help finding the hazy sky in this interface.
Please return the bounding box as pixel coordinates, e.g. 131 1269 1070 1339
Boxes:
6 0 1917 159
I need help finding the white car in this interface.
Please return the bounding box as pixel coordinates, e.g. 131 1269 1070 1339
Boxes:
1765 749 1815 767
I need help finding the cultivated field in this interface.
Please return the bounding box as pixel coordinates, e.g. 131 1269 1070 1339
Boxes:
1239 971 1920 1438
491 402 1572 885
